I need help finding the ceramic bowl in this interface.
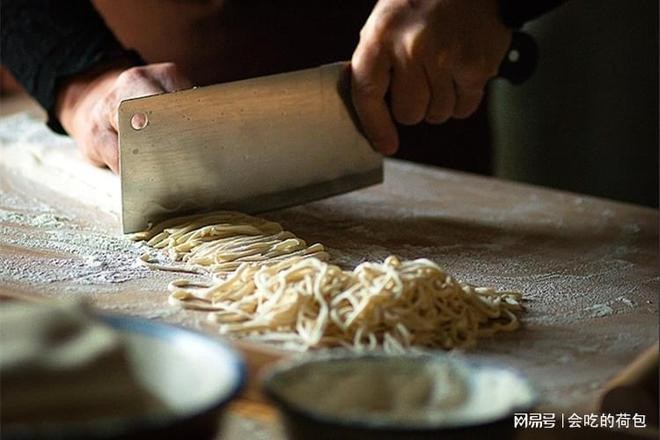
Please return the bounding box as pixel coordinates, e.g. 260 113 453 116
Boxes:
262 351 536 440
4 314 245 440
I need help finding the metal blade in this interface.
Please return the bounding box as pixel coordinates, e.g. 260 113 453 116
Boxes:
118 62 382 233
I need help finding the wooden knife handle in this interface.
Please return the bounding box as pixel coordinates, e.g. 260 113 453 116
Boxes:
600 342 659 427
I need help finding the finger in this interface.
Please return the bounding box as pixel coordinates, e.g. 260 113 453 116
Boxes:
152 62 193 91
452 68 488 119
82 125 119 173
108 69 164 132
351 43 399 155
424 65 455 124
98 130 120 173
451 57 493 118
452 82 485 119
390 59 430 125
118 66 167 97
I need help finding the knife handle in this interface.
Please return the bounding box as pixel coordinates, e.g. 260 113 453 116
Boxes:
498 31 538 85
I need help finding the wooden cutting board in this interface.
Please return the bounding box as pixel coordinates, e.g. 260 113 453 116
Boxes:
1 110 658 413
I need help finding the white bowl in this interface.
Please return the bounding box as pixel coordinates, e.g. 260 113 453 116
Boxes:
4 314 245 440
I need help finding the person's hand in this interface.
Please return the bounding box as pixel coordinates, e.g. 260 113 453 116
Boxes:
56 60 191 173
351 0 512 155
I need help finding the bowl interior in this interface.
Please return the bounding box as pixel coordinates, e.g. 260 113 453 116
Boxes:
263 353 536 431
106 315 245 417
2 314 245 440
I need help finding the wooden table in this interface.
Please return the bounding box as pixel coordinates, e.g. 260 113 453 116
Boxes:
1 97 657 438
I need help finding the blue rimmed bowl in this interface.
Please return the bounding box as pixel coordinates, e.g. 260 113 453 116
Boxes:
4 314 245 440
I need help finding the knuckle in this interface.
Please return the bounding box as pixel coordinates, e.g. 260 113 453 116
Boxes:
118 66 148 83
368 15 392 38
408 39 426 62
400 27 427 61
158 62 180 75
354 39 384 67
360 5 399 42
352 41 386 74
359 24 378 44
358 23 374 41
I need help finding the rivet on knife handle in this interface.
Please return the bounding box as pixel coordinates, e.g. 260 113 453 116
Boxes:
498 31 539 85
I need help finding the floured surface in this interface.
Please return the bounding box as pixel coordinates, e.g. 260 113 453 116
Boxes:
0 114 658 413
0 113 120 215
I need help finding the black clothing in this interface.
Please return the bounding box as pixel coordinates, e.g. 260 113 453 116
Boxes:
1 0 142 133
499 0 568 29
2 0 566 129
1 0 565 171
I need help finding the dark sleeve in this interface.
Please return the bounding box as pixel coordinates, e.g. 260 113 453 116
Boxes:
1 0 143 133
499 0 569 29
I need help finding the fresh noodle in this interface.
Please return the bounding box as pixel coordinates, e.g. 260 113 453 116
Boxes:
131 211 328 275
132 212 523 352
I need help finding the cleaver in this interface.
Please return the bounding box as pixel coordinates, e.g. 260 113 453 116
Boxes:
118 33 537 233
118 62 381 233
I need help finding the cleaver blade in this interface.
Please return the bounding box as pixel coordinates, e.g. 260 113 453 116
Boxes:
118 62 383 233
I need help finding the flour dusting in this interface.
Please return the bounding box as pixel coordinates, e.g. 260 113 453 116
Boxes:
0 208 148 285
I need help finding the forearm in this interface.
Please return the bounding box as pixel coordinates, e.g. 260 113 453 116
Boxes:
0 0 141 133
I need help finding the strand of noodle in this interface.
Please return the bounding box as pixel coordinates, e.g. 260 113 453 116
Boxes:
131 211 524 352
